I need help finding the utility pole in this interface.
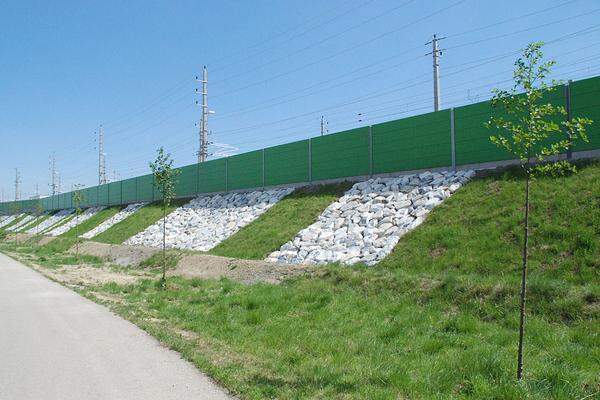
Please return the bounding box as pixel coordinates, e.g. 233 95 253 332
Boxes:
34 184 40 199
320 115 328 136
49 153 58 195
426 34 445 111
196 66 209 163
98 125 107 185
57 173 62 194
14 168 21 201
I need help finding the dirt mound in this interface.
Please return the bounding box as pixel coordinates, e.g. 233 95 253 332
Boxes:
76 241 160 266
173 253 314 284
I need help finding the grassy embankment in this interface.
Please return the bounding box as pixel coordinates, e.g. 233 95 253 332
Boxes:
210 182 352 259
86 163 599 399
1 163 598 399
92 199 190 244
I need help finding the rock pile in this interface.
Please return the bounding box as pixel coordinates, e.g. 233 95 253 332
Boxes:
125 188 293 251
82 202 146 239
27 209 73 234
6 215 35 232
0 214 22 229
267 169 475 266
47 207 104 236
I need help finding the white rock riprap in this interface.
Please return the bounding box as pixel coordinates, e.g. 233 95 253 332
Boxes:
125 188 294 251
27 209 74 234
46 207 105 236
267 169 475 266
0 214 22 229
81 202 146 239
6 215 35 231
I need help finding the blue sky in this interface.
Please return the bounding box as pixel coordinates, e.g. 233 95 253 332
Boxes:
1 0 600 200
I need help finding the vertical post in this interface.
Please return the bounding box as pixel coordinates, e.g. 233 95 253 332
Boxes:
225 158 228 192
198 66 209 163
262 148 266 188
450 107 456 169
565 81 572 160
368 125 373 177
308 138 312 183
426 34 445 112
98 125 106 185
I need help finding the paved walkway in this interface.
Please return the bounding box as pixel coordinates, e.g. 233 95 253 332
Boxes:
0 252 232 400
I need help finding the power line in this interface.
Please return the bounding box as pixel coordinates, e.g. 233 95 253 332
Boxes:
210 0 413 86
210 0 468 100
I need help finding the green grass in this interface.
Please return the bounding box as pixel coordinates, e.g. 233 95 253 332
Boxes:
210 182 353 259
0 237 103 268
93 199 190 244
60 206 122 238
89 162 599 399
139 249 183 273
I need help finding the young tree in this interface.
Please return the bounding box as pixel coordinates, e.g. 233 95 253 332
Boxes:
72 184 85 258
486 42 592 380
150 147 180 288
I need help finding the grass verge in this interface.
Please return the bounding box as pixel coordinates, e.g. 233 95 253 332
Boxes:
210 182 353 259
93 199 190 244
60 206 122 238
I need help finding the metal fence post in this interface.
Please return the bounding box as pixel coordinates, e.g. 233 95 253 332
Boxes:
262 148 266 188
308 138 312 183
565 81 572 160
225 158 229 192
450 107 456 170
368 125 373 177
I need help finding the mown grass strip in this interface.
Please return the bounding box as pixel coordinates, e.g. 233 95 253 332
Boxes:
210 182 353 259
60 206 122 238
93 199 190 245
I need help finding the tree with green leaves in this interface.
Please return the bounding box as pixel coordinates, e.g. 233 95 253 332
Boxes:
150 147 180 288
486 41 592 380
72 184 85 258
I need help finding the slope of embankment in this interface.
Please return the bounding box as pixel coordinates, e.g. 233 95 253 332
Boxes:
17 161 592 400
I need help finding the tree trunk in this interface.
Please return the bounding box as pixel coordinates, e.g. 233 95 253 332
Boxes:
162 204 166 285
517 172 530 380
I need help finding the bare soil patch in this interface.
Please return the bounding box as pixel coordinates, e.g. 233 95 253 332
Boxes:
75 241 160 266
173 253 314 284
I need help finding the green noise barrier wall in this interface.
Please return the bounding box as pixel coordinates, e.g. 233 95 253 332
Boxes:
2 75 600 214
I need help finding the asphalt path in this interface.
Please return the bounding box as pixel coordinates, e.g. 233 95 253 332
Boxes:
0 252 232 400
